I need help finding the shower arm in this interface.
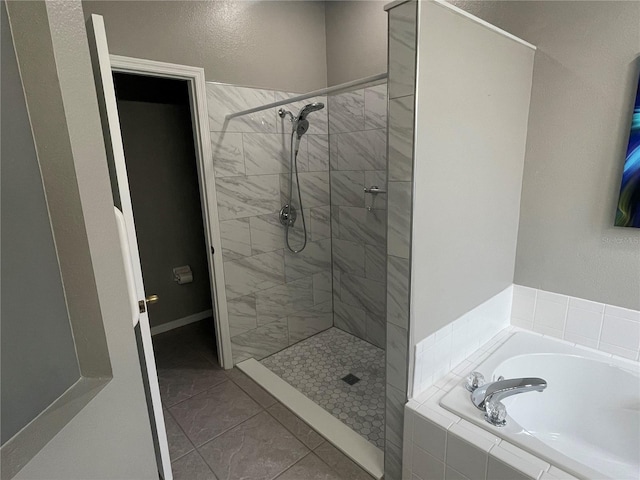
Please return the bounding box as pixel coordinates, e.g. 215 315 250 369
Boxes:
278 108 295 122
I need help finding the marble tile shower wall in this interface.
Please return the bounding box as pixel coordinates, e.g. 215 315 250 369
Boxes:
385 1 418 479
206 84 333 364
328 83 388 349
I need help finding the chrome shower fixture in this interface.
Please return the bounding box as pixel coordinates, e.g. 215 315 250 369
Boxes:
278 102 325 123
278 108 295 122
297 102 324 121
278 102 325 139
278 102 325 253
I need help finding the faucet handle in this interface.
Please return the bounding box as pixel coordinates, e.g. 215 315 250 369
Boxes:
485 400 507 427
465 371 485 392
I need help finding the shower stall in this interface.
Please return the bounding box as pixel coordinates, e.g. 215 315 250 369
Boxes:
207 76 389 460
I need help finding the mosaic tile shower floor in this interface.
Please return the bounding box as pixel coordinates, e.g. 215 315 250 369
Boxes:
261 327 385 448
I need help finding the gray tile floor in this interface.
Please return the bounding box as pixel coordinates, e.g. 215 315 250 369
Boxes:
261 328 386 448
153 321 374 480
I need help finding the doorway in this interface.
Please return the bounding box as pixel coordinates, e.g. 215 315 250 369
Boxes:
114 73 213 337
109 55 232 371
103 53 233 479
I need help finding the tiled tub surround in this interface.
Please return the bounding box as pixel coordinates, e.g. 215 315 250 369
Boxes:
412 285 640 398
510 285 640 361
440 332 640 480
412 287 513 397
403 327 640 480
261 328 386 448
328 83 388 349
207 83 333 364
406 287 639 479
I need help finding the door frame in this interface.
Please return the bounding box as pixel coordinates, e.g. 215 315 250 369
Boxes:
110 55 232 369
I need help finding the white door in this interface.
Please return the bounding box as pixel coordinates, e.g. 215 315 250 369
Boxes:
85 14 172 480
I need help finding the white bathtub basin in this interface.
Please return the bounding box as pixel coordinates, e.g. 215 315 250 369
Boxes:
440 332 640 480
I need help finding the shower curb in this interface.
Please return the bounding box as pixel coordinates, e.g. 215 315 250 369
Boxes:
237 358 384 479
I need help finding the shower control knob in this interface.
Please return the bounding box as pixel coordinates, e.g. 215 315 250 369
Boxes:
279 204 297 227
465 371 485 392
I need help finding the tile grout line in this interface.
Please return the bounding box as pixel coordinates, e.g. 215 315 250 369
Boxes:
163 377 231 410
263 402 327 451
194 407 266 451
159 329 367 479
596 308 606 349
560 297 570 340
196 348 226 370
267 450 316 480
193 447 220 480
164 407 196 465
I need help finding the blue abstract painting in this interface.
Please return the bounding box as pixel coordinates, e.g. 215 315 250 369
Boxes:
616 76 640 227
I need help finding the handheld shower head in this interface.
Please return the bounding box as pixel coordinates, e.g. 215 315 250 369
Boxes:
292 102 324 139
295 119 310 139
297 102 325 122
281 102 324 253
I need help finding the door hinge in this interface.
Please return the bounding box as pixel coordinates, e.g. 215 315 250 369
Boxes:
138 300 146 314
210 246 215 255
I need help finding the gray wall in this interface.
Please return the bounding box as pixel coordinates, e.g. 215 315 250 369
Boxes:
451 0 640 310
325 1 388 86
0 3 80 445
117 98 212 328
82 1 328 93
411 1 535 341
82 1 390 92
6 1 158 477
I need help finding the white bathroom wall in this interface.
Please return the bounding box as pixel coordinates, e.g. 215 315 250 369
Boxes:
407 0 640 410
450 0 640 311
410 1 535 345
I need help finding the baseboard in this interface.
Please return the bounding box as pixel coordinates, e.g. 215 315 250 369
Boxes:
237 358 384 479
150 310 212 335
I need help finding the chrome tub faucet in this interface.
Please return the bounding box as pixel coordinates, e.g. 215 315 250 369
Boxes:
466 373 547 427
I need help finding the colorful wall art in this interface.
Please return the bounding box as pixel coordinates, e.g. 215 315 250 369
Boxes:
616 75 640 228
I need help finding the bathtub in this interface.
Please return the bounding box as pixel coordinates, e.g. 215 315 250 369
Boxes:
440 332 640 480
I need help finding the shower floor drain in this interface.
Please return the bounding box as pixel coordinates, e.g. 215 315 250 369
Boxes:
341 373 361 385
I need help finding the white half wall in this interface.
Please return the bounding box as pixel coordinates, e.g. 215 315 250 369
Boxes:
411 1 535 343
449 0 640 311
